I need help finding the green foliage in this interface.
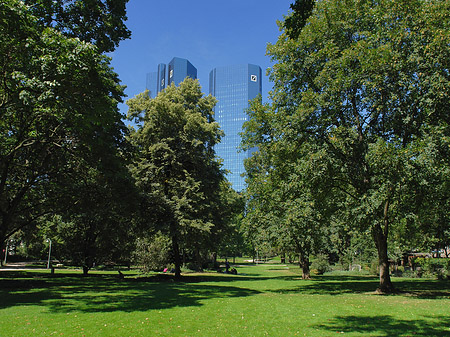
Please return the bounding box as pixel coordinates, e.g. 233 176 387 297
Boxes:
213 183 246 259
243 0 450 292
133 233 172 272
241 98 328 279
284 0 315 39
127 79 226 277
414 258 450 279
311 253 331 275
370 258 380 276
0 0 133 270
23 0 131 52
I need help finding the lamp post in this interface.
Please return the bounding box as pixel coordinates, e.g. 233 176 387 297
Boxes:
46 238 52 269
3 242 8 265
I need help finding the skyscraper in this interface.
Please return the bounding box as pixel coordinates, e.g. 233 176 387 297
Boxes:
209 64 262 191
168 57 197 86
146 57 197 98
145 72 158 98
157 63 167 93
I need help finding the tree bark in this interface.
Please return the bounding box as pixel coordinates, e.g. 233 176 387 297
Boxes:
1 241 4 267
212 252 217 268
373 207 395 293
367 190 396 293
299 254 311 279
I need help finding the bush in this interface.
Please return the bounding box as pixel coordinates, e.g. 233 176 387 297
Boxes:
311 254 331 275
184 262 201 272
392 265 404 277
413 257 450 279
133 233 171 272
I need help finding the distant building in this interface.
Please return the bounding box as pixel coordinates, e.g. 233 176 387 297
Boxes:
157 63 167 93
145 72 158 99
146 58 197 98
168 57 197 87
209 64 262 191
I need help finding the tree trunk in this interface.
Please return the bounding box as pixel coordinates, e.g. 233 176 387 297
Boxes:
82 266 89 276
172 235 182 279
0 231 6 267
1 239 5 267
212 252 217 268
373 209 395 293
299 254 311 279
375 234 394 293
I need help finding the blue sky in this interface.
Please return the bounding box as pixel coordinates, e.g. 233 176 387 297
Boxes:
109 0 294 114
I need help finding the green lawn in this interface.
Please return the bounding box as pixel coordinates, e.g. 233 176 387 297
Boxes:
1 263 449 336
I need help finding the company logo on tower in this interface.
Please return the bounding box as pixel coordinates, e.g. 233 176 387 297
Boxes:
250 75 257 82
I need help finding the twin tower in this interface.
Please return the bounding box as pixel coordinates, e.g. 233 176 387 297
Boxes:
146 57 262 191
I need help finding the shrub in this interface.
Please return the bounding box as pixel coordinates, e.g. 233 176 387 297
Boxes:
413 257 450 279
311 254 331 275
133 233 171 272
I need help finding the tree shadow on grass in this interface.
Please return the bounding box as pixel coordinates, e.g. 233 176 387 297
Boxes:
0 272 261 313
315 314 450 336
2 271 449 314
268 275 380 295
267 275 450 298
392 279 450 299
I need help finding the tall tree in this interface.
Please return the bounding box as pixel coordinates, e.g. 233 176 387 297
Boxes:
127 78 225 278
244 0 450 292
0 0 128 260
210 181 245 265
242 100 328 279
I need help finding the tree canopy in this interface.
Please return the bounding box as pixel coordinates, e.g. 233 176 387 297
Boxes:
23 0 131 53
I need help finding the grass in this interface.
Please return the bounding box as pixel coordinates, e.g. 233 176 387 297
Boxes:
1 263 449 336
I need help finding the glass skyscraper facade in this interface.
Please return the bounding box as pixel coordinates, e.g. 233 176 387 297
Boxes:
146 58 197 98
157 63 167 93
145 72 158 99
168 57 197 86
209 64 262 191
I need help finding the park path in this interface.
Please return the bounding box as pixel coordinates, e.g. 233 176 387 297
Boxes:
0 261 47 271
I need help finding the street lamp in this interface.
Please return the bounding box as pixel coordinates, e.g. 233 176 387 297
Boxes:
3 241 8 265
46 238 52 269
3 239 13 265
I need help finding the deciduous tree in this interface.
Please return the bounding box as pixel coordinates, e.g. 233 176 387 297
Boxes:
0 0 129 262
127 79 225 278
244 0 450 292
